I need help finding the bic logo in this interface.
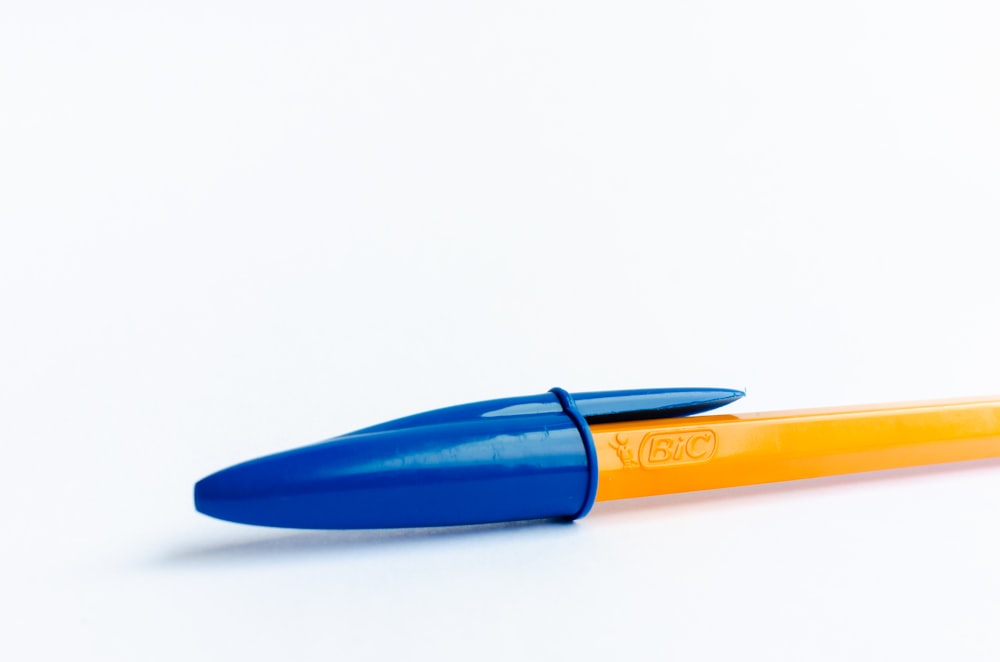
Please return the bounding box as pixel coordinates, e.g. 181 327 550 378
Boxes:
638 429 717 467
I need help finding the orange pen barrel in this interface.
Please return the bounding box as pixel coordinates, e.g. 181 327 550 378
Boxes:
589 397 1000 502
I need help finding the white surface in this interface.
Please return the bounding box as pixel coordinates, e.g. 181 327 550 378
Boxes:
3 2 1000 660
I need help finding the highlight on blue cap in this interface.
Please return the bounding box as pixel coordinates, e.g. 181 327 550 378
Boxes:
194 387 743 529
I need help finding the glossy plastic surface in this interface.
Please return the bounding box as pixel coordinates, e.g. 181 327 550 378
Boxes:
591 397 1000 501
195 387 743 528
350 387 745 434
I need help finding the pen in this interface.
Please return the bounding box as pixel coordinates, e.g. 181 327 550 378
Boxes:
194 387 1000 529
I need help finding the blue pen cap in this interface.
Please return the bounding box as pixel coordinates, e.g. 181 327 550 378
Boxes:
194 387 743 529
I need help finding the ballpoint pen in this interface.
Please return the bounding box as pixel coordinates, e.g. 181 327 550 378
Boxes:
194 387 1000 529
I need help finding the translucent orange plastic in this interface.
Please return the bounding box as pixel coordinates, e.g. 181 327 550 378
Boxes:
590 397 1000 501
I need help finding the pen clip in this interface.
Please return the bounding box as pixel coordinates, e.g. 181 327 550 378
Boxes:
348 387 744 435
571 387 744 424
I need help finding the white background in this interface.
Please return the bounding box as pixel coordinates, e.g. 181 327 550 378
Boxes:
3 2 1000 660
